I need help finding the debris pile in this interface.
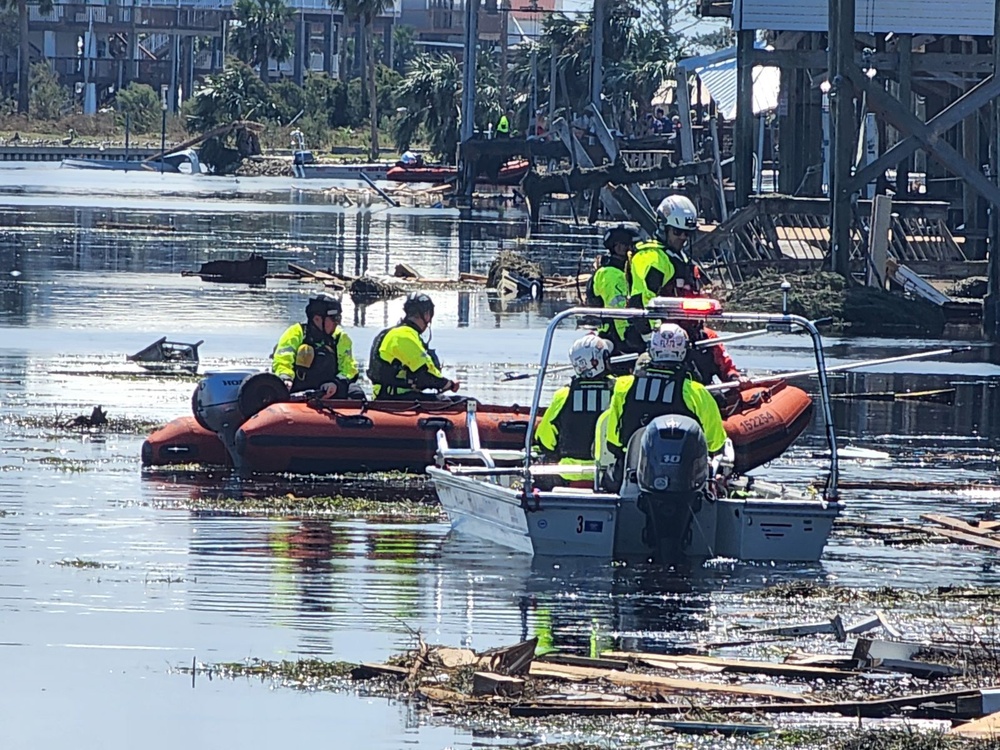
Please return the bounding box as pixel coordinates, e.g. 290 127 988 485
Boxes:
487 251 543 299
844 512 1000 553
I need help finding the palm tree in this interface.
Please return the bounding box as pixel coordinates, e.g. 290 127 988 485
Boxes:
393 50 499 163
330 0 393 160
0 0 54 114
229 0 294 84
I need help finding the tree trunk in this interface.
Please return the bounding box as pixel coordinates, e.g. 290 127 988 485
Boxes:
17 0 29 114
260 36 270 83
337 15 348 80
367 18 378 159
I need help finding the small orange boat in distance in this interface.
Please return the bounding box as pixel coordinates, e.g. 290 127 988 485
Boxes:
141 383 812 476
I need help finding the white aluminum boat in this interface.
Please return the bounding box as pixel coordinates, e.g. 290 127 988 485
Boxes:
427 297 842 562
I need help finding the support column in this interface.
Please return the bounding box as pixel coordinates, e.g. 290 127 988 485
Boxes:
895 34 912 198
326 13 335 76
828 0 856 278
294 12 305 85
591 0 603 114
499 1 508 106
459 0 480 197
986 0 1000 341
734 29 755 208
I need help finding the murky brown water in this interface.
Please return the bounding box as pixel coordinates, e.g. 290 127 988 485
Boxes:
2 165 1000 748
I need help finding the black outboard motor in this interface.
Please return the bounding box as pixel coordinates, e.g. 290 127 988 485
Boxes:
633 414 710 560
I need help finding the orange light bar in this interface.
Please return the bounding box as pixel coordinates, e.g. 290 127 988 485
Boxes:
647 296 722 316
680 297 721 314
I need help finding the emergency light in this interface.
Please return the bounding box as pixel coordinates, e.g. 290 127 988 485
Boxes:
646 296 722 316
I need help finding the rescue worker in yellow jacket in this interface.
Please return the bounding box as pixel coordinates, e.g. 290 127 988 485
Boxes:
534 334 616 484
368 292 462 400
598 323 726 466
271 294 362 398
586 224 641 362
625 194 702 347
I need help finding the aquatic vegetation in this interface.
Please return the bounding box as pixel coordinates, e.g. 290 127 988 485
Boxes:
54 558 116 569
177 494 445 521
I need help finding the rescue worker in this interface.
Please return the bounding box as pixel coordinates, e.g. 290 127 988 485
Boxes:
586 224 641 361
534 334 616 484
368 292 462 401
496 108 513 138
271 294 362 398
598 322 726 470
625 194 702 348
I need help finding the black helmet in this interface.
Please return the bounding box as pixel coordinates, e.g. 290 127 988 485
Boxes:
306 293 342 319
603 223 640 251
403 292 434 317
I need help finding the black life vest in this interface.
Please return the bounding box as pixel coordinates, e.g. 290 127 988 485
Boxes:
551 376 614 459
367 326 396 388
618 364 697 447
295 324 341 392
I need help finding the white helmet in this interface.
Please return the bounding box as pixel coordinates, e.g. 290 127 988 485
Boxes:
648 323 688 363
569 334 614 378
656 194 699 232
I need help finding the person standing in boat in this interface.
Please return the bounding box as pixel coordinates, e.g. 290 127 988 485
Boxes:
586 224 642 368
598 323 726 473
496 109 514 138
272 294 363 399
368 292 462 401
625 194 702 348
534 334 616 485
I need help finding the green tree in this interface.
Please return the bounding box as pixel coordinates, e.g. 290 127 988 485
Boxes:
185 59 280 131
392 50 497 163
0 6 16 100
115 82 161 133
228 0 294 84
509 0 682 135
388 23 416 75
329 0 393 159
28 61 65 120
0 0 55 114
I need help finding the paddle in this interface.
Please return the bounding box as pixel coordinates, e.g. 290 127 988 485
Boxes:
830 388 957 406
499 327 770 383
707 346 972 393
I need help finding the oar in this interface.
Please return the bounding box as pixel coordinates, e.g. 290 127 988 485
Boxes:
499 327 769 383
708 346 971 393
830 388 957 405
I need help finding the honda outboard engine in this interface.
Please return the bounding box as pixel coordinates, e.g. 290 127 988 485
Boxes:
633 414 710 560
192 370 288 469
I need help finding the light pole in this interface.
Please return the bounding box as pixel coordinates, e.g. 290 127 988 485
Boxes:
159 85 168 174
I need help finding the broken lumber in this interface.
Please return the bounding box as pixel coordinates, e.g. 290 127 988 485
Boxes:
509 699 689 718
471 671 525 698
350 662 409 680
951 710 1000 738
650 719 772 736
603 651 858 680
537 653 630 671
921 513 1000 539
742 615 847 642
928 527 1000 552
528 661 809 702
478 637 537 676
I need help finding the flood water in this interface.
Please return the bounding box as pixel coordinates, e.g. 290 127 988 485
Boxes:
2 164 1000 749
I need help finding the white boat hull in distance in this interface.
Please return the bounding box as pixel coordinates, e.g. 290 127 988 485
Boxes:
428 467 618 557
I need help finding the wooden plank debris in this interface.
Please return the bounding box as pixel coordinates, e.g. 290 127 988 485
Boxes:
650 719 773 736
928 527 1000 552
350 662 409 680
950 710 1000 738
528 661 810 702
471 671 525 698
537 653 630 671
479 637 537 676
853 638 963 678
921 513 1000 539
603 651 858 680
743 614 847 642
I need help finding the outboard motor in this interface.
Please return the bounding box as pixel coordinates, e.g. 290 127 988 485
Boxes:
632 414 710 560
192 370 288 469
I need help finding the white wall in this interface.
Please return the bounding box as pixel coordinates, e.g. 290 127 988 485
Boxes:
733 0 995 35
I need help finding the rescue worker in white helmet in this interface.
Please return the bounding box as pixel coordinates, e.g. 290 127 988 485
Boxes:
271 294 363 398
368 292 462 401
534 334 616 485
625 194 703 348
585 224 642 366
597 323 726 470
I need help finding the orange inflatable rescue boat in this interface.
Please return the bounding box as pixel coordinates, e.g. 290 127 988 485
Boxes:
142 372 813 476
